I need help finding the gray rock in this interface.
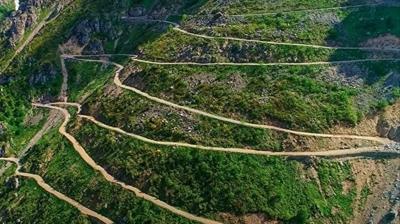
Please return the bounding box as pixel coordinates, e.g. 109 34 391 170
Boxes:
128 6 146 17
0 75 13 85
29 63 57 86
83 39 104 54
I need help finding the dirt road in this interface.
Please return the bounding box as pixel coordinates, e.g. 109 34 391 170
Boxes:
0 157 113 224
63 56 392 145
32 103 222 224
228 3 384 17
0 110 61 177
79 114 399 158
122 17 400 52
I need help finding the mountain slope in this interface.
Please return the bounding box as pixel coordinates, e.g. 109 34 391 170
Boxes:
0 0 399 223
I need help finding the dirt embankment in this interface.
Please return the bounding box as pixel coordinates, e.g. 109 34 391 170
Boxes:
350 158 400 224
331 102 400 142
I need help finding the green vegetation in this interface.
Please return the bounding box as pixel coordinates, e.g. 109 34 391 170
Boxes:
0 106 49 157
0 0 156 158
83 82 288 151
71 117 357 223
66 60 116 102
1 0 399 223
7 108 49 156
0 5 55 69
120 62 367 131
185 6 400 47
0 163 91 223
358 185 371 209
21 128 195 224
330 6 400 46
0 0 87 160
0 0 13 21
209 0 369 14
140 28 387 64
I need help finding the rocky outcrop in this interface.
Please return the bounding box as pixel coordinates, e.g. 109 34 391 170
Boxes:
82 38 104 54
66 18 115 53
378 119 400 142
0 0 70 48
128 5 147 17
127 0 192 19
0 75 13 85
28 63 57 86
377 103 400 142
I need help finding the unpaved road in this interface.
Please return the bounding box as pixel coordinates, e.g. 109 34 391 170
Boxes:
79 113 399 158
132 58 400 66
66 54 400 66
227 3 384 17
0 110 61 177
0 157 113 224
32 103 221 224
64 55 393 145
47 102 399 158
122 17 400 52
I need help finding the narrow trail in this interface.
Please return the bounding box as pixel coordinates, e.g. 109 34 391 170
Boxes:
132 58 400 66
78 113 399 158
32 103 222 224
0 110 61 177
0 157 113 224
122 17 400 52
42 101 400 157
66 54 400 66
227 3 385 17
64 56 392 145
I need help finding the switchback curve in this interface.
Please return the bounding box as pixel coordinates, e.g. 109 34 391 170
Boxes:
0 158 113 224
32 103 222 224
122 17 400 52
64 55 393 145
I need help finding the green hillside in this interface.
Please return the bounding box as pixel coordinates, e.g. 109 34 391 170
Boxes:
0 0 399 223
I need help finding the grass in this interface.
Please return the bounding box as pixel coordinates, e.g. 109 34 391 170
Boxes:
70 117 357 223
66 60 116 102
119 62 368 131
0 105 49 157
184 6 400 47
82 82 289 151
1 1 398 223
0 163 90 223
209 0 369 14
140 27 388 64
8 108 50 156
0 0 13 21
358 185 371 210
21 128 195 224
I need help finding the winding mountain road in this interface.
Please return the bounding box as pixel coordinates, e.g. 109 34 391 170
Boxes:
0 157 113 224
227 3 384 17
32 103 221 224
64 55 393 145
132 58 400 66
78 113 399 158
122 17 400 52
5 2 399 222
66 54 400 66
